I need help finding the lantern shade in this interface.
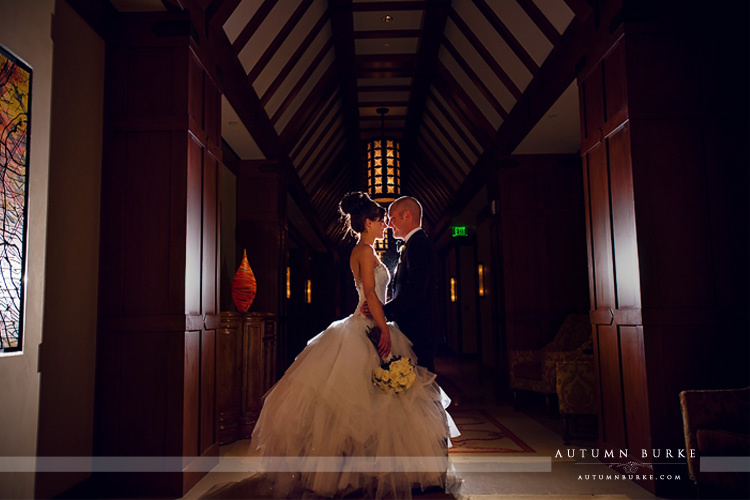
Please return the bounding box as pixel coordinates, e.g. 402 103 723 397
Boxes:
367 109 401 203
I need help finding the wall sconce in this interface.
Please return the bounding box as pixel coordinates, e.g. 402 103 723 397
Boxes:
305 279 312 304
286 267 291 299
477 263 485 297
450 277 457 303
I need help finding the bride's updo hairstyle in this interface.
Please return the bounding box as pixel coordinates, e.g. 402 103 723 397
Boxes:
339 191 386 237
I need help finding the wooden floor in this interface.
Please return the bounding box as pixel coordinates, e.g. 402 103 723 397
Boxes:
183 355 664 500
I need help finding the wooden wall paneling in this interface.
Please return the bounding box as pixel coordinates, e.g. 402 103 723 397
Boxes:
186 134 204 316
203 152 219 314
123 132 174 314
97 15 221 495
169 130 190 314
200 330 216 454
498 156 589 357
580 63 603 149
217 313 242 444
99 134 127 315
594 325 626 447
188 51 205 140
619 326 651 453
607 123 641 312
585 142 616 313
602 37 627 125
183 331 201 457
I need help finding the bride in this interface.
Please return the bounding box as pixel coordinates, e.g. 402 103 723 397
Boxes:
245 191 459 499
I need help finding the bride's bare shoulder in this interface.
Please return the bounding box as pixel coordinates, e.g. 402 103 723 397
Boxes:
351 243 375 259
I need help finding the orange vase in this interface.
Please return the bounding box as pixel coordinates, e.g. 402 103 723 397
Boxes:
231 250 257 313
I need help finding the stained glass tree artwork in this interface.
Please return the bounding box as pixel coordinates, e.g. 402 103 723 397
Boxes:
0 46 32 352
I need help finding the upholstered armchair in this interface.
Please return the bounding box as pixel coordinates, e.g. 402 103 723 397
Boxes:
556 359 596 444
509 313 590 414
680 387 749 499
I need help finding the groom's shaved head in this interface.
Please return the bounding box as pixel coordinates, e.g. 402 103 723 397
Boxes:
390 196 423 226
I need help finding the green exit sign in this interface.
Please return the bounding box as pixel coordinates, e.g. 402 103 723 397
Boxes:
451 226 468 237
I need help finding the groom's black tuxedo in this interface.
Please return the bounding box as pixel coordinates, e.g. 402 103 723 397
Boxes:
383 229 438 372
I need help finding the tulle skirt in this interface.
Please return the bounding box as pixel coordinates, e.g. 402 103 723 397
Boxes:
250 313 459 499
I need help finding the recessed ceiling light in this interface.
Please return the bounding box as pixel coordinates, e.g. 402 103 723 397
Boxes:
382 15 393 23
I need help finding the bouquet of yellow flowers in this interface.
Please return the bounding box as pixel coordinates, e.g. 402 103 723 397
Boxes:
366 326 417 394
372 356 417 394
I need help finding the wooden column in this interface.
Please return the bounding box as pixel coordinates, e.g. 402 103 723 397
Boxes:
96 12 221 497
579 2 748 495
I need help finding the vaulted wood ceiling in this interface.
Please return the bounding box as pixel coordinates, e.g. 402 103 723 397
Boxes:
107 0 592 247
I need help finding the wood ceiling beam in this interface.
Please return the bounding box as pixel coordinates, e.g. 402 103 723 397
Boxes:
562 0 594 20
357 69 414 79
270 38 335 124
432 7 599 241
177 0 338 256
290 95 341 160
261 11 329 106
427 90 482 158
441 35 508 120
278 66 338 147
352 2 427 12
329 0 364 200
412 150 458 201
311 154 350 207
206 0 241 28
423 106 473 169
301 123 345 184
471 0 539 75
354 29 422 39
421 121 470 178
433 62 495 147
231 0 275 55
247 0 315 83
515 0 562 46
448 8 522 100
399 0 451 181
358 85 412 92
417 137 464 191
358 101 409 107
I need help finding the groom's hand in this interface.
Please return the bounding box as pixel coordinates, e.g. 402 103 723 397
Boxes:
360 301 373 318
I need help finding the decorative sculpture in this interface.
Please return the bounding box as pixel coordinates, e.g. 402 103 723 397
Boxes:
231 249 257 313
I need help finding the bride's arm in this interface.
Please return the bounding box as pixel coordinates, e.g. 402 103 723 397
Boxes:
356 247 391 357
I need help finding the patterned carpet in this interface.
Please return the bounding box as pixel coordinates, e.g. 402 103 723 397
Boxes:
449 408 535 454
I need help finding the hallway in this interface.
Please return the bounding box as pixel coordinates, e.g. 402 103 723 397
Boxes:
183 355 660 500
1 1 747 499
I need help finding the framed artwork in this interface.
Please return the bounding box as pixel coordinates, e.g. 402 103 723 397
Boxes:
0 44 32 353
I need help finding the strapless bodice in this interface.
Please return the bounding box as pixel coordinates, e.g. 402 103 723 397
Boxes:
355 262 390 315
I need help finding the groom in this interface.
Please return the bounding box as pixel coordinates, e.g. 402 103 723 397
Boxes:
381 196 439 373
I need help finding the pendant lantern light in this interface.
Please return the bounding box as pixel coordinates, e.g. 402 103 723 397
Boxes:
367 107 400 203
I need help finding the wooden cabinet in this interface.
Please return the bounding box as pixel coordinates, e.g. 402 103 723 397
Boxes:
217 312 278 444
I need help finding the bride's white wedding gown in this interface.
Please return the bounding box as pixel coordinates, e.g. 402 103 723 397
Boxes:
250 262 459 499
